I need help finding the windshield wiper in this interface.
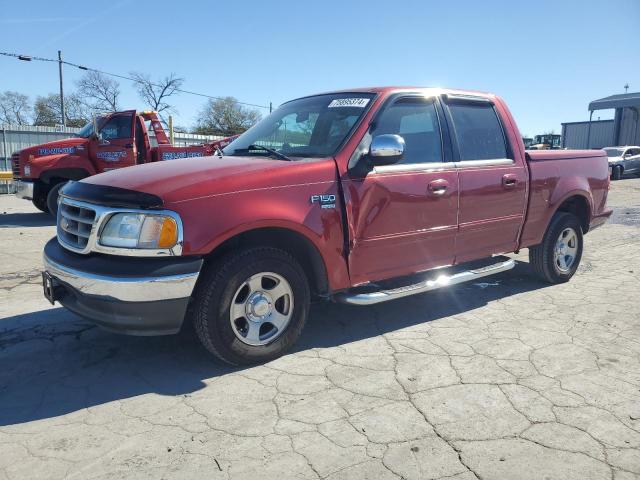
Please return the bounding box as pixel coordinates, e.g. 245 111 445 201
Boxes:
239 144 293 161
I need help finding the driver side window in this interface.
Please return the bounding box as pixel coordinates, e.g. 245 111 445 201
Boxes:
371 98 443 164
100 115 133 140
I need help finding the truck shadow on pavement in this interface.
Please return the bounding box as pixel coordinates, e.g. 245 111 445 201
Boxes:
0 261 547 427
0 212 56 227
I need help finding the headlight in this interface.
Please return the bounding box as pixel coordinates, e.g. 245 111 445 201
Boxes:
99 213 178 249
24 164 31 176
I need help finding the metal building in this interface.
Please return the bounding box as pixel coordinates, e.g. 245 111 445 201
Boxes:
561 120 614 149
589 92 640 146
561 91 640 149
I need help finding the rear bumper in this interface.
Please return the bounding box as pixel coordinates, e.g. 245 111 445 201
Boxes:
589 208 613 232
14 180 34 200
42 238 203 335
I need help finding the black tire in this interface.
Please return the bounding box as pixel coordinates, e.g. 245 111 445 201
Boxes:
529 212 583 284
191 247 310 365
46 182 66 217
32 195 49 213
611 165 623 180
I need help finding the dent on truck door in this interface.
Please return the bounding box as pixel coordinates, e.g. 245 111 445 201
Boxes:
342 96 459 285
444 98 527 263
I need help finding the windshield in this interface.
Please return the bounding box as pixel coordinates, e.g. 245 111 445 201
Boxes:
75 116 107 138
604 147 624 157
223 93 376 158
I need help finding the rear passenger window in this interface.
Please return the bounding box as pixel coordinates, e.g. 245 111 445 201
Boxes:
448 103 508 161
372 98 442 164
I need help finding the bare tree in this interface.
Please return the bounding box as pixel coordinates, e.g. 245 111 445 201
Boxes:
0 91 32 125
33 93 90 127
194 97 261 136
76 71 120 112
130 72 184 116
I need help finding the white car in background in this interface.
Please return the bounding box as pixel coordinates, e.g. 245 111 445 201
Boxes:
604 146 640 180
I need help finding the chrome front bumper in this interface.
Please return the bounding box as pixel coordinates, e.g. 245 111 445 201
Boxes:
43 254 199 303
42 238 202 335
14 180 34 200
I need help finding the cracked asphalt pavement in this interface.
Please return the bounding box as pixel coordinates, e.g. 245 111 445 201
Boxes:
1 178 639 480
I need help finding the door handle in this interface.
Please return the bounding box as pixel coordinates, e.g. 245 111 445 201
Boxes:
502 174 517 188
427 179 449 196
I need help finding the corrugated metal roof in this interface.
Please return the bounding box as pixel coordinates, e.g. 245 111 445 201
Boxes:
589 92 640 111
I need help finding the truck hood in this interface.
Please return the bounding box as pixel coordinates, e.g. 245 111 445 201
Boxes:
82 155 337 206
22 137 89 158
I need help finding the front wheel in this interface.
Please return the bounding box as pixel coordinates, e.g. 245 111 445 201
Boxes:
191 247 310 365
529 212 583 284
46 182 67 217
31 181 49 213
32 195 49 213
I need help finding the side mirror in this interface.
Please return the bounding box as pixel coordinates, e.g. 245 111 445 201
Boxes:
369 134 405 165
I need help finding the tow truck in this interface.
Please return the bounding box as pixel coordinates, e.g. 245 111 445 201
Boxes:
11 110 237 214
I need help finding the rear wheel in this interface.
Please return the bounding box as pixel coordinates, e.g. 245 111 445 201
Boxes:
191 247 310 365
529 212 583 284
611 165 623 180
46 182 66 217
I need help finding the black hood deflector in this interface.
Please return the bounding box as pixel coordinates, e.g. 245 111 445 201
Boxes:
61 181 163 209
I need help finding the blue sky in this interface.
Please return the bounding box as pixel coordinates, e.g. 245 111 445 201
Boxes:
1 0 638 135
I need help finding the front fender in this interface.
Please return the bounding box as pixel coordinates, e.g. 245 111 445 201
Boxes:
31 155 95 181
169 182 351 291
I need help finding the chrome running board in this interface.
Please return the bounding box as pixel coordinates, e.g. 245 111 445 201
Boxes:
335 257 515 305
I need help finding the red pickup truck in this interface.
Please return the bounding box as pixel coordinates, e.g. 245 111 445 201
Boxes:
42 87 612 365
11 110 236 215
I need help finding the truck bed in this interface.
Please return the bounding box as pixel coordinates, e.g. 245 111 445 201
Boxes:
520 149 610 247
526 149 605 162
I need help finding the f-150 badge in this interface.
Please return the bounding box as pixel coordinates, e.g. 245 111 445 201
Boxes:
310 194 336 209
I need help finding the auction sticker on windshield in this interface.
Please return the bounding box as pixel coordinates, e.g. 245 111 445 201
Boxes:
328 98 370 108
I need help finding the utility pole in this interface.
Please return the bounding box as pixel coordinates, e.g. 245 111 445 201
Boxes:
269 102 272 114
624 83 629 93
58 50 66 127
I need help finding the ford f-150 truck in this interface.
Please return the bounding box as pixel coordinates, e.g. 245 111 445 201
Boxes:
41 87 612 365
11 110 236 215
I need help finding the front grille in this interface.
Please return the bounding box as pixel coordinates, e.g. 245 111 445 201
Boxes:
57 199 97 252
11 154 20 179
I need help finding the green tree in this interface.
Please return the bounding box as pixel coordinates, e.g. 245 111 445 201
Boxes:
194 97 261 136
33 93 89 127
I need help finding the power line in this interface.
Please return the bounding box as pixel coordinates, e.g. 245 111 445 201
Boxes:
0 50 271 110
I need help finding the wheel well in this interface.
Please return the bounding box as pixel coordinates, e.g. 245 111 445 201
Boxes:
557 195 590 233
204 228 329 297
40 168 89 185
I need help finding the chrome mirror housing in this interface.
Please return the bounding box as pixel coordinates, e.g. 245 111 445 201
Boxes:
369 134 405 165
